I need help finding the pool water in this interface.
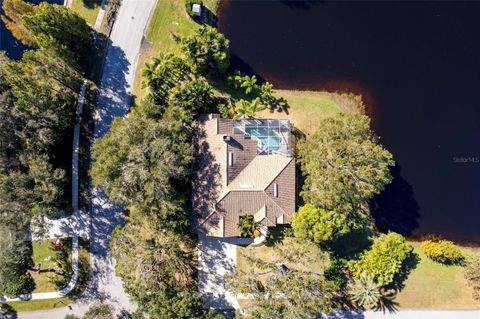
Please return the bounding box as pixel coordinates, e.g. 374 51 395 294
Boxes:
245 126 282 153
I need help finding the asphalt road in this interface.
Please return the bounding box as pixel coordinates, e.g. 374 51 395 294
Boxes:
14 0 157 318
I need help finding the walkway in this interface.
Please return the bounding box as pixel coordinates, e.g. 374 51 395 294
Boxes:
198 234 240 310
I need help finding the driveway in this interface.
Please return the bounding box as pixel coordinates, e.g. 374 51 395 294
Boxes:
198 234 240 310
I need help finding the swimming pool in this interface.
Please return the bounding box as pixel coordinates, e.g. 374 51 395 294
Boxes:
245 126 282 153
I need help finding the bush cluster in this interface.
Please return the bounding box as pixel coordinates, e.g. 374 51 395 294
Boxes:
421 239 464 264
348 232 413 286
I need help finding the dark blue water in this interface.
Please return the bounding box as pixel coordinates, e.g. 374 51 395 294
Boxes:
0 0 63 59
218 1 480 243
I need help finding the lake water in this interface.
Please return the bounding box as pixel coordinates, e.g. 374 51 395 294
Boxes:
218 1 480 243
0 0 63 59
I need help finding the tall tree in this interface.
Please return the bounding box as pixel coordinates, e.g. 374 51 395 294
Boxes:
3 49 82 153
22 2 91 66
181 26 230 75
298 113 394 215
91 108 193 229
0 225 34 297
226 242 337 319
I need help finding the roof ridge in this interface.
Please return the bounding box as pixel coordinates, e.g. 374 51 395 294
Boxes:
263 157 293 191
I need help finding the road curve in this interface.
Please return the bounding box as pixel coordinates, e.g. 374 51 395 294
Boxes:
15 0 157 318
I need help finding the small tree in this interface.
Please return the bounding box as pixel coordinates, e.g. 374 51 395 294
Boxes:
233 98 266 119
348 232 413 286
421 239 464 265
292 204 349 244
237 215 255 238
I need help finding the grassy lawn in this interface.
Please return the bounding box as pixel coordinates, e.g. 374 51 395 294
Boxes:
2 297 71 313
133 0 219 101
1 238 91 313
71 0 102 27
395 242 480 309
257 90 364 135
30 238 72 293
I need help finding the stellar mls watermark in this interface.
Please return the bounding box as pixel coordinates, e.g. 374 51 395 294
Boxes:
453 156 479 164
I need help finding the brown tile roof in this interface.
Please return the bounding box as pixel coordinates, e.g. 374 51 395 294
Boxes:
191 115 295 237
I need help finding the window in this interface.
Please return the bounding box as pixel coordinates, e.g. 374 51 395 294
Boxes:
228 152 233 166
274 183 278 197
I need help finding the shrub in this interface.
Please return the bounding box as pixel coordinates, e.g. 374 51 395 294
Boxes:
348 232 413 286
185 0 203 18
238 215 255 238
324 257 347 288
464 255 480 300
421 240 464 264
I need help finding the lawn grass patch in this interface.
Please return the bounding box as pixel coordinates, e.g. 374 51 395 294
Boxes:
257 90 364 135
71 0 102 27
2 297 71 313
30 238 72 293
395 242 480 309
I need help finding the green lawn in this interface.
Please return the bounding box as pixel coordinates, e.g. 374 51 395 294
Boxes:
30 238 72 293
395 243 480 309
2 297 71 313
1 238 91 313
71 0 102 27
133 0 219 100
257 90 364 135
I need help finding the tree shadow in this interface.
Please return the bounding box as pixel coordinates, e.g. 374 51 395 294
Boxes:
81 0 102 9
324 226 374 259
386 251 420 293
0 303 17 319
374 289 400 314
370 165 420 236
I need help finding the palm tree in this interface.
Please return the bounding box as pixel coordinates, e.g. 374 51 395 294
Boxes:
348 273 382 308
240 74 258 94
234 98 266 120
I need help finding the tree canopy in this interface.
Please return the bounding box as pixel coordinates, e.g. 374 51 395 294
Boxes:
298 113 394 215
181 25 230 74
226 239 337 319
